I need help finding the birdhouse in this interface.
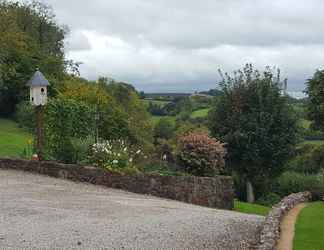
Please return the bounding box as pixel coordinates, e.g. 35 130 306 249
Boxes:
26 70 50 106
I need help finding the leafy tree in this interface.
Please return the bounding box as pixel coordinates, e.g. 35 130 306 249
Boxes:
106 82 153 148
209 64 298 202
59 77 131 141
305 70 324 131
147 102 167 116
0 0 67 116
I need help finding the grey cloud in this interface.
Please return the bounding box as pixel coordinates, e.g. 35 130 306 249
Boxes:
47 0 324 92
65 30 91 51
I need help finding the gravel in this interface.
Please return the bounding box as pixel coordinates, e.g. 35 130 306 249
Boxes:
0 169 264 250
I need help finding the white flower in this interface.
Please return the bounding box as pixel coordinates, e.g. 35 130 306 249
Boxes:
112 160 118 164
136 150 141 154
129 158 133 163
117 153 121 157
124 147 127 152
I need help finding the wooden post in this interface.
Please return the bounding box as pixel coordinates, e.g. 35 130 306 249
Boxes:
36 105 44 161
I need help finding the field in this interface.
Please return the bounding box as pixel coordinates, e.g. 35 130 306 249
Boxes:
0 119 32 158
294 202 324 250
190 108 210 118
234 200 270 216
300 140 324 146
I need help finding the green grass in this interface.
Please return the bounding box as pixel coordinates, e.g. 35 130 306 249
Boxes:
300 140 324 146
0 119 33 158
234 200 271 216
151 115 176 125
190 108 210 118
294 202 324 250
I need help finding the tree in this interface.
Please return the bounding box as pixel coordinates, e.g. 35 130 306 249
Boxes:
208 64 298 202
106 82 153 148
0 0 67 116
305 70 324 131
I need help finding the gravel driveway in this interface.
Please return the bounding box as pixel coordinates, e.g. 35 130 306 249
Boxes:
0 169 264 250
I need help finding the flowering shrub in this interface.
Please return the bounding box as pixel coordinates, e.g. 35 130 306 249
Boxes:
90 139 145 174
176 132 226 176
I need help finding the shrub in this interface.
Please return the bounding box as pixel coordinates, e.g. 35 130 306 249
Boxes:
89 139 145 175
277 171 324 199
44 97 95 163
176 132 226 176
70 136 95 164
287 144 324 174
257 192 281 207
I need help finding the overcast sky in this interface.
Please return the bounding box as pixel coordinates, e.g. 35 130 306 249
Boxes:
44 0 324 92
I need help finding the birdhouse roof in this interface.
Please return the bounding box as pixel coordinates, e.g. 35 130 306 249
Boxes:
26 70 50 87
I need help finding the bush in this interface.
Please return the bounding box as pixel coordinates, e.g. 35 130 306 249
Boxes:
287 144 324 174
257 192 281 207
44 97 95 163
70 136 95 164
89 139 145 175
176 132 226 176
277 171 324 199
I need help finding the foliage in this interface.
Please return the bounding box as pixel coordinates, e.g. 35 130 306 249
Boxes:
89 139 144 175
14 101 35 131
277 171 324 199
107 82 153 148
294 202 324 250
209 64 299 198
44 97 95 163
286 144 324 174
147 101 168 116
59 78 131 141
256 192 281 207
234 200 270 216
154 117 175 140
176 132 226 176
305 69 324 131
0 0 67 116
70 136 95 164
140 160 189 176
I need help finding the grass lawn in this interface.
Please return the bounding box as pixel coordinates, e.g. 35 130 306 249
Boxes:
293 202 324 250
300 140 324 146
234 200 271 216
0 118 33 158
151 115 176 125
190 108 210 118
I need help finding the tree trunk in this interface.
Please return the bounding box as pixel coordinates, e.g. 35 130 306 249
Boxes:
246 180 255 203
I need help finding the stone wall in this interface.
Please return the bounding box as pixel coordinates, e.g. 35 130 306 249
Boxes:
255 191 312 250
0 158 234 210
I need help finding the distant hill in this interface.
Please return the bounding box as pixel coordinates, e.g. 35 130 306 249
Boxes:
198 89 223 97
